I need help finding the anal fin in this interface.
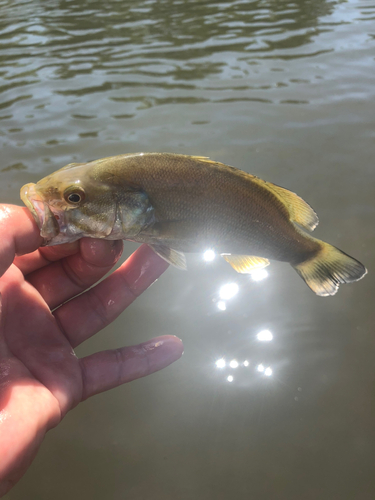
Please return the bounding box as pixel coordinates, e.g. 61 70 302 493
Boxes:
149 244 187 270
221 254 270 274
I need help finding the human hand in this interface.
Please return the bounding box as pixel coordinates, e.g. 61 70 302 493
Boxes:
0 204 183 497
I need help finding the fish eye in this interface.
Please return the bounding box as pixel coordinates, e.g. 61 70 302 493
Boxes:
64 188 85 204
68 193 81 203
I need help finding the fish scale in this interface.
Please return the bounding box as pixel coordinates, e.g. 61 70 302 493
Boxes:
20 152 367 296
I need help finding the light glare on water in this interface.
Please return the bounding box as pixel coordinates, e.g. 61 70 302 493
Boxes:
250 268 269 282
257 330 273 342
217 300 227 311
203 249 215 262
219 283 239 300
215 358 226 369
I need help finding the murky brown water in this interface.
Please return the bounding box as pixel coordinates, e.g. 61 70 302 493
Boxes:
1 0 375 498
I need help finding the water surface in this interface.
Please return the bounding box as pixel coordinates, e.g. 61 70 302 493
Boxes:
1 0 375 499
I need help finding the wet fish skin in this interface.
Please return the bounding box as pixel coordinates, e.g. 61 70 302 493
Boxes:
20 153 367 296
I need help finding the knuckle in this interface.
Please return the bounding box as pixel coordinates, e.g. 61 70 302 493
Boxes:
61 259 88 289
85 288 109 329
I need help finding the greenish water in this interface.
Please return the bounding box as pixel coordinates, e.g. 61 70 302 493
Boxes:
1 0 375 498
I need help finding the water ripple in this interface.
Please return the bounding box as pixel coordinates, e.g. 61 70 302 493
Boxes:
0 0 374 165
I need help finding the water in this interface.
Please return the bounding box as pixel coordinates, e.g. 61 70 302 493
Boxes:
1 0 375 498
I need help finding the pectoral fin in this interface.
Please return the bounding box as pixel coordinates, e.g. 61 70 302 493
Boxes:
222 254 270 274
149 244 187 270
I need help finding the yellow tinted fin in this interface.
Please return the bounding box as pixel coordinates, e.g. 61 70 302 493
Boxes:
149 244 187 270
222 254 270 274
190 157 319 231
191 155 210 161
190 156 227 168
256 179 319 231
293 240 367 296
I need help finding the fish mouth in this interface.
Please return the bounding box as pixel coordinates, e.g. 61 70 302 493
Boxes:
20 183 60 241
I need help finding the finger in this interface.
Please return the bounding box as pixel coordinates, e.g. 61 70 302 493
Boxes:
79 335 184 400
26 239 123 309
13 241 81 275
0 205 43 278
54 244 169 348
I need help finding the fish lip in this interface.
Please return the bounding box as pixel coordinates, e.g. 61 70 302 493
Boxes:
20 183 41 227
32 199 47 228
20 183 60 240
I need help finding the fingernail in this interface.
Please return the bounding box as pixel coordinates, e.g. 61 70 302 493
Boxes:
143 335 184 372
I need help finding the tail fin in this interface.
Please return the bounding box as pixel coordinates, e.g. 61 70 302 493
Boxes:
293 242 367 296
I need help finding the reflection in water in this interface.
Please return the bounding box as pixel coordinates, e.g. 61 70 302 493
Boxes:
257 329 273 342
0 0 341 171
264 367 273 377
215 358 226 369
217 300 226 311
203 249 215 262
250 268 269 282
219 283 239 300
212 254 274 384
212 250 269 311
215 358 274 382
215 318 275 382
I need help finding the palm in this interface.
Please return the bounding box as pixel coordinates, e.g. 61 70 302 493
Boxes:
2 260 84 419
0 206 183 495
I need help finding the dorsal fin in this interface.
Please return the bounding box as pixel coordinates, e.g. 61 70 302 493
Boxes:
191 155 318 231
191 155 214 163
256 179 319 231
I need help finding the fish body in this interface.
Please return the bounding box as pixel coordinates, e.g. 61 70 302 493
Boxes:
20 153 367 296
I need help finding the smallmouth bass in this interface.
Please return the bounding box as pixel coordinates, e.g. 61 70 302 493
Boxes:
20 153 367 296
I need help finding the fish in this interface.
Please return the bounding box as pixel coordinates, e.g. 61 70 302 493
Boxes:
20 152 367 296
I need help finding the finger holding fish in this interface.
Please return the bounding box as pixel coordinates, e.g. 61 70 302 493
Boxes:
25 239 123 310
0 205 44 278
54 244 169 348
13 241 81 275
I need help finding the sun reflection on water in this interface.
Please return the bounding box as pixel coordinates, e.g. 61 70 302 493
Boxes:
264 367 273 377
229 359 239 369
257 329 273 342
219 283 239 300
208 252 270 314
217 300 226 311
215 358 274 384
250 268 269 281
203 249 216 262
215 358 226 369
206 250 275 385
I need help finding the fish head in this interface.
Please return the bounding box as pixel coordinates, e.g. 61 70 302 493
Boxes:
20 160 154 245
